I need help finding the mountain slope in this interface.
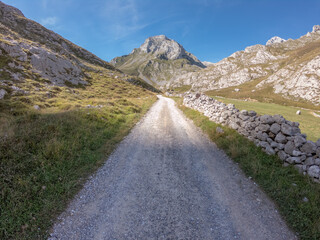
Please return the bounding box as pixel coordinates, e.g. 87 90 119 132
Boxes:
111 35 206 87
0 2 158 239
171 26 320 105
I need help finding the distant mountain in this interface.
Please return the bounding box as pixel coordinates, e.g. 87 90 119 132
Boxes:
111 35 206 87
170 25 320 105
202 61 214 67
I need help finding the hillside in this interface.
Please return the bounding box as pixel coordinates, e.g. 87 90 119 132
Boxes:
111 35 206 87
170 26 320 106
0 2 157 239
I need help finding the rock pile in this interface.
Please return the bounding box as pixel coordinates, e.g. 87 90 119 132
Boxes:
183 93 320 182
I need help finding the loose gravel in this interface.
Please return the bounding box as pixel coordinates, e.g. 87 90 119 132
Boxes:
49 96 296 240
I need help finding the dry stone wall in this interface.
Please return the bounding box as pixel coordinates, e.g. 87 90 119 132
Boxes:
183 93 320 182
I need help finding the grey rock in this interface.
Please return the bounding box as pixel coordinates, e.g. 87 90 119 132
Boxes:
300 141 317 154
305 157 315 166
259 141 275 155
256 124 270 132
33 105 40 110
292 150 302 157
239 114 250 121
315 158 320 166
229 121 239 130
317 147 320 157
270 123 281 134
221 112 230 120
273 115 285 124
286 157 299 164
281 123 301 136
293 122 300 127
293 135 307 148
303 196 309 202
308 165 320 178
265 146 276 155
275 132 287 144
227 103 235 110
0 89 7 99
277 151 288 161
270 141 278 148
316 139 320 147
216 127 224 134
248 110 257 117
260 115 275 124
277 143 285 150
257 132 269 141
240 110 248 115
284 141 295 155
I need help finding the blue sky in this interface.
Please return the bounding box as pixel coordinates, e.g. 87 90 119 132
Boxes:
2 0 320 63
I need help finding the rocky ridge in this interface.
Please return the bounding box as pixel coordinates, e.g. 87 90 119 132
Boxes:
184 93 320 182
171 26 320 105
0 1 117 86
111 35 205 86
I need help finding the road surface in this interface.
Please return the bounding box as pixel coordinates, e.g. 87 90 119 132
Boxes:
49 96 296 240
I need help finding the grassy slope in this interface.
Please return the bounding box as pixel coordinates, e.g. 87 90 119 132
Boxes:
0 67 157 239
206 79 320 111
213 97 320 142
174 98 320 240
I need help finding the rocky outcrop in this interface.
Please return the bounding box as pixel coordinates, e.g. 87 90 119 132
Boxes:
266 36 286 45
111 35 205 86
140 35 204 66
171 26 320 105
313 25 320 33
0 1 115 86
184 93 320 182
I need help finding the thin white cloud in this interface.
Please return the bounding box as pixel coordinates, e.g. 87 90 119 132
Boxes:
40 17 58 27
41 0 48 10
100 0 150 40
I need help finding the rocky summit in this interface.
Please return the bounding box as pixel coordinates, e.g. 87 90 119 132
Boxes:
170 25 320 105
111 35 205 87
266 36 286 46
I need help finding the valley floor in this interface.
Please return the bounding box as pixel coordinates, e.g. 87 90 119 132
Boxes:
49 96 295 240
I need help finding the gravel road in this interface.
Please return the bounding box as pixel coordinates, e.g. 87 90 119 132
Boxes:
49 96 296 240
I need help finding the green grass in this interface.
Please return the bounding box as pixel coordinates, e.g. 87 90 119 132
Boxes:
206 81 320 111
175 98 320 240
0 97 156 239
0 64 157 239
214 97 320 142
170 85 192 94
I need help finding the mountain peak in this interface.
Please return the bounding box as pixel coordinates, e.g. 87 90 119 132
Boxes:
312 25 320 33
266 36 286 46
139 35 185 60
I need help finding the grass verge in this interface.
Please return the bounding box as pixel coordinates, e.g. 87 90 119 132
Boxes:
0 95 157 239
174 98 320 240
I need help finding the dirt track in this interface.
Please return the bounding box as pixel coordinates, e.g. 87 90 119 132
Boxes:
49 96 296 240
